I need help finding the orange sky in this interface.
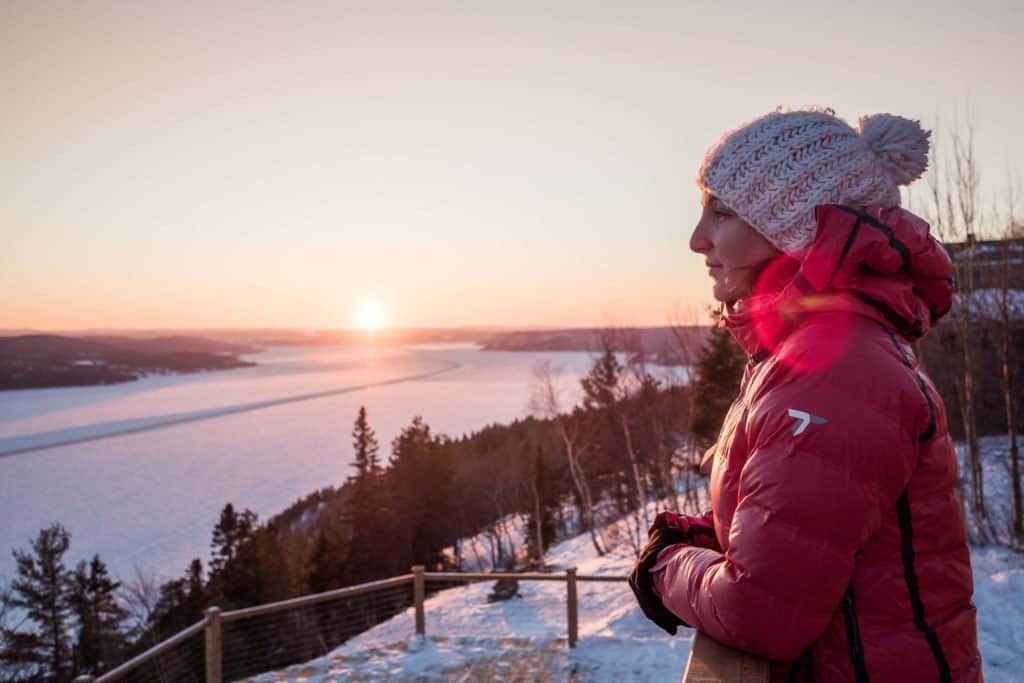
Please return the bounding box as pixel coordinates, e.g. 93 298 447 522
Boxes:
3 1 1022 331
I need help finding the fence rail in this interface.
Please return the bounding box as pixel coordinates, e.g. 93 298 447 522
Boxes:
73 566 766 683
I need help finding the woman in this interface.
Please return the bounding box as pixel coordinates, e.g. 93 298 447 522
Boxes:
629 109 981 682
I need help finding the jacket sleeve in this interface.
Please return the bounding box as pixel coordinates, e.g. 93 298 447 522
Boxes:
655 371 919 660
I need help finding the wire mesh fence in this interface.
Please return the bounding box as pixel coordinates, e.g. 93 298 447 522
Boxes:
220 580 413 681
97 620 206 683
87 569 629 683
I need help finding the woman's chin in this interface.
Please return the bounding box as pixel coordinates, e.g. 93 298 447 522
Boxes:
712 283 740 305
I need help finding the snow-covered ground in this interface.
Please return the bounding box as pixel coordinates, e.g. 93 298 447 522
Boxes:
963 435 1024 548
250 499 1024 682
250 525 691 683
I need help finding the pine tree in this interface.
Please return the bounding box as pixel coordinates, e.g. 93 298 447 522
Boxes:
580 341 637 515
307 529 346 593
67 555 127 676
388 417 456 570
151 559 206 638
580 345 622 411
351 405 381 480
208 504 258 607
2 523 73 681
346 407 389 583
689 311 746 452
209 504 258 577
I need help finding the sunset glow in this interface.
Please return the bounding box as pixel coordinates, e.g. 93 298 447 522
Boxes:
1 2 1021 331
356 299 386 331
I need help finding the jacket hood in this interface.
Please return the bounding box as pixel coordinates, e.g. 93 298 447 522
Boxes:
724 204 955 359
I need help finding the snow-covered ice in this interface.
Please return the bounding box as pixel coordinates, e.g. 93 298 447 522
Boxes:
0 345 607 582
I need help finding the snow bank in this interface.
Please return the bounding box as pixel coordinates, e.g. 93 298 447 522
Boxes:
972 547 1024 683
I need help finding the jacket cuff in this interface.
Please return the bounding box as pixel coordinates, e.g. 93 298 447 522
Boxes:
650 543 688 596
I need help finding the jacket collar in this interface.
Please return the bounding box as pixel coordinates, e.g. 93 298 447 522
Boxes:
724 205 954 360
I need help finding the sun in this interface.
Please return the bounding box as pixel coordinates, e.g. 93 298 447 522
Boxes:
355 298 386 331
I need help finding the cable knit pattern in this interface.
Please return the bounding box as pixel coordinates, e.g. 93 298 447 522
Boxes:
697 108 930 252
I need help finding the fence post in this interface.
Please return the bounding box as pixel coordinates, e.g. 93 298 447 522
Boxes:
204 606 223 683
683 630 770 683
566 567 578 648
413 565 426 637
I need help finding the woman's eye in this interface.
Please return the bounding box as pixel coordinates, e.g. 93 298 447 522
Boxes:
714 209 732 218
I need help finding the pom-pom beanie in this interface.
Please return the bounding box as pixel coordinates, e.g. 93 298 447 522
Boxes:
697 108 931 252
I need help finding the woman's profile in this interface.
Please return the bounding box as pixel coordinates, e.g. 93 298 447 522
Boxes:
630 108 981 682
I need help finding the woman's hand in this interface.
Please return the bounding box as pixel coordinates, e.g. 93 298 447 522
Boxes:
628 511 716 635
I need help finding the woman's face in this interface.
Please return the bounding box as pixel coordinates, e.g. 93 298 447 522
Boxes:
689 194 781 304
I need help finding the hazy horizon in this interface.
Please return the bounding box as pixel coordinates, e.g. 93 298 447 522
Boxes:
4 1 1021 331
0 322 700 336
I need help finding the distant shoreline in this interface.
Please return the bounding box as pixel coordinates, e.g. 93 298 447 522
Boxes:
0 334 260 391
0 326 707 390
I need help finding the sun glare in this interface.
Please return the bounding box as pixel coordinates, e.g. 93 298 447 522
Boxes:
355 299 386 331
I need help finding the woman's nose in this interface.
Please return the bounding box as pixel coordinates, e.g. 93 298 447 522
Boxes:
689 219 711 255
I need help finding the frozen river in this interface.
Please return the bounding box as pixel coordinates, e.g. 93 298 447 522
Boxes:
0 343 674 583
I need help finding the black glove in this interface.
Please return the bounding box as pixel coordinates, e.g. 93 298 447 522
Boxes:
628 526 692 635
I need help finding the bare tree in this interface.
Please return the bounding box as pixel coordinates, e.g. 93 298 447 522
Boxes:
522 448 549 565
596 328 652 535
119 565 162 645
526 473 545 562
924 114 988 537
529 360 606 555
995 182 1023 543
667 305 711 476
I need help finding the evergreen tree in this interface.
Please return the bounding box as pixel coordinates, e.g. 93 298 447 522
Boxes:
67 555 127 676
234 524 290 605
689 311 746 451
351 405 381 479
388 417 457 571
2 523 72 681
580 342 634 514
182 558 206 621
209 504 258 577
208 504 258 607
307 528 347 594
580 345 622 411
346 407 390 583
151 559 206 638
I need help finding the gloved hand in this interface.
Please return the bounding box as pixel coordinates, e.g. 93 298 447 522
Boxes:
628 521 692 635
651 511 718 550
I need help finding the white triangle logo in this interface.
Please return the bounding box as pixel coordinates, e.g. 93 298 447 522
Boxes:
788 408 828 436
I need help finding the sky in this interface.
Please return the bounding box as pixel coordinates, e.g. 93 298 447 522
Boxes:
3 0 1022 331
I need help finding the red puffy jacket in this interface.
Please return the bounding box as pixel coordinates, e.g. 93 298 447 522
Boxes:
654 205 981 682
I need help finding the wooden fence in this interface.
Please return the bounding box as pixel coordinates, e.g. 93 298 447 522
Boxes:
73 566 766 683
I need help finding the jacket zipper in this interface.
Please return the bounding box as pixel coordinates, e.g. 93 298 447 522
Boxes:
840 584 870 683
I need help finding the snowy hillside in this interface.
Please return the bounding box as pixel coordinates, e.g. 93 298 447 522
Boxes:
249 512 1024 682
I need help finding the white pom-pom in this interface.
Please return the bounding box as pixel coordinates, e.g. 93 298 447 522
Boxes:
857 114 931 186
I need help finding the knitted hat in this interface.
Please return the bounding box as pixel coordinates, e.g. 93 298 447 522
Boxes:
697 108 931 252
